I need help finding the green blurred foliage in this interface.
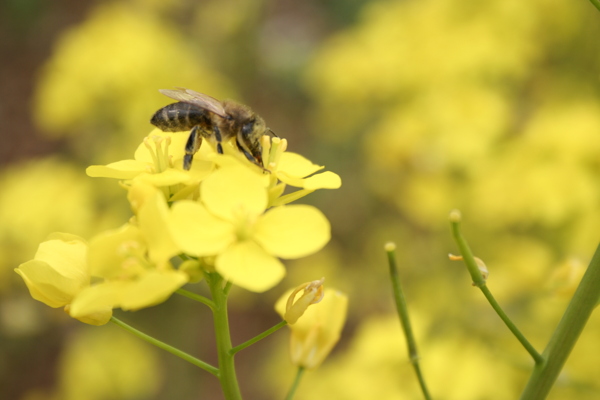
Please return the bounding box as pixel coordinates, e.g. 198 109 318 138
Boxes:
3 0 600 399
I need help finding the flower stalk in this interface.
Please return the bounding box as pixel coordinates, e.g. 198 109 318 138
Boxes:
385 242 432 400
176 288 215 310
519 242 600 399
110 316 219 376
207 272 242 400
230 320 287 355
284 366 305 400
449 210 544 365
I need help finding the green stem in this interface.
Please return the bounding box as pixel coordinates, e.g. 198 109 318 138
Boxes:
284 367 305 400
479 285 544 364
449 211 544 365
230 320 287 355
176 288 216 310
207 273 242 400
589 0 600 12
386 243 432 400
224 280 233 296
520 242 600 399
110 316 219 376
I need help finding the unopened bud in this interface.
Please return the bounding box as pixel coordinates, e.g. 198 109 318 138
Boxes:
284 278 325 324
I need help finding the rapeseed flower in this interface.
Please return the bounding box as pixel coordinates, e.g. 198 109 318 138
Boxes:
87 130 213 200
170 165 331 292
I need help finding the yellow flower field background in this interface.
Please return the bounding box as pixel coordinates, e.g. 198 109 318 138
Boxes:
1 0 600 399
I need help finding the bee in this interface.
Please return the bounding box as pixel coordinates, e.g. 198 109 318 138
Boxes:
150 87 274 170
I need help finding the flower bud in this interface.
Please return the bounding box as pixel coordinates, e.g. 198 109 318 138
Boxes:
14 233 112 325
276 284 348 370
282 278 325 324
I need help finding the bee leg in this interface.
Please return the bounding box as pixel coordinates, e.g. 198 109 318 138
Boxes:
183 126 202 170
213 125 224 154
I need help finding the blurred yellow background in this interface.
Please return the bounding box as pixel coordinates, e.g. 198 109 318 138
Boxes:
2 0 600 399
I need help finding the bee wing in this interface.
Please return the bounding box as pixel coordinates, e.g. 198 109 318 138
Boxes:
158 88 227 117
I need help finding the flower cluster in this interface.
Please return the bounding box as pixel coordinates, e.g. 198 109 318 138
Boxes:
16 129 341 325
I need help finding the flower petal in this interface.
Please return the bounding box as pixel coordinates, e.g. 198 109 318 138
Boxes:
88 224 145 279
119 270 188 310
170 200 235 256
34 237 89 283
86 160 148 179
303 171 342 190
278 152 324 177
15 260 84 307
70 281 125 317
136 169 192 186
216 241 285 292
289 289 348 369
201 166 267 221
254 205 331 259
138 189 179 266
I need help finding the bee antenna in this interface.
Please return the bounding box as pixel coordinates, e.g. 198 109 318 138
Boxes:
267 128 279 138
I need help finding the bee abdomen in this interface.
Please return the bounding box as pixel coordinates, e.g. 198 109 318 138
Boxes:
150 102 208 132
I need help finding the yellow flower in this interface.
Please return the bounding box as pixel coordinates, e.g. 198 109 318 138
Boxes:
69 189 187 318
15 233 112 326
86 130 213 200
170 165 331 292
208 136 342 206
260 137 342 206
276 287 348 369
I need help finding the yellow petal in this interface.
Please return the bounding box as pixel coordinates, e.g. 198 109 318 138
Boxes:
127 180 158 213
15 260 84 307
68 306 112 326
69 281 125 317
170 200 235 256
34 237 89 283
138 189 179 266
278 152 324 177
303 171 342 190
120 270 188 310
216 241 285 292
88 224 145 279
15 235 90 308
201 166 268 221
86 160 148 179
289 289 348 369
136 169 192 186
254 205 331 259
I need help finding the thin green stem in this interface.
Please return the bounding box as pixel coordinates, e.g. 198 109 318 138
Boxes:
207 273 242 400
284 367 305 400
230 320 287 355
176 288 216 310
449 211 544 365
520 242 600 399
479 285 543 364
589 0 600 12
386 243 432 400
110 316 219 376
